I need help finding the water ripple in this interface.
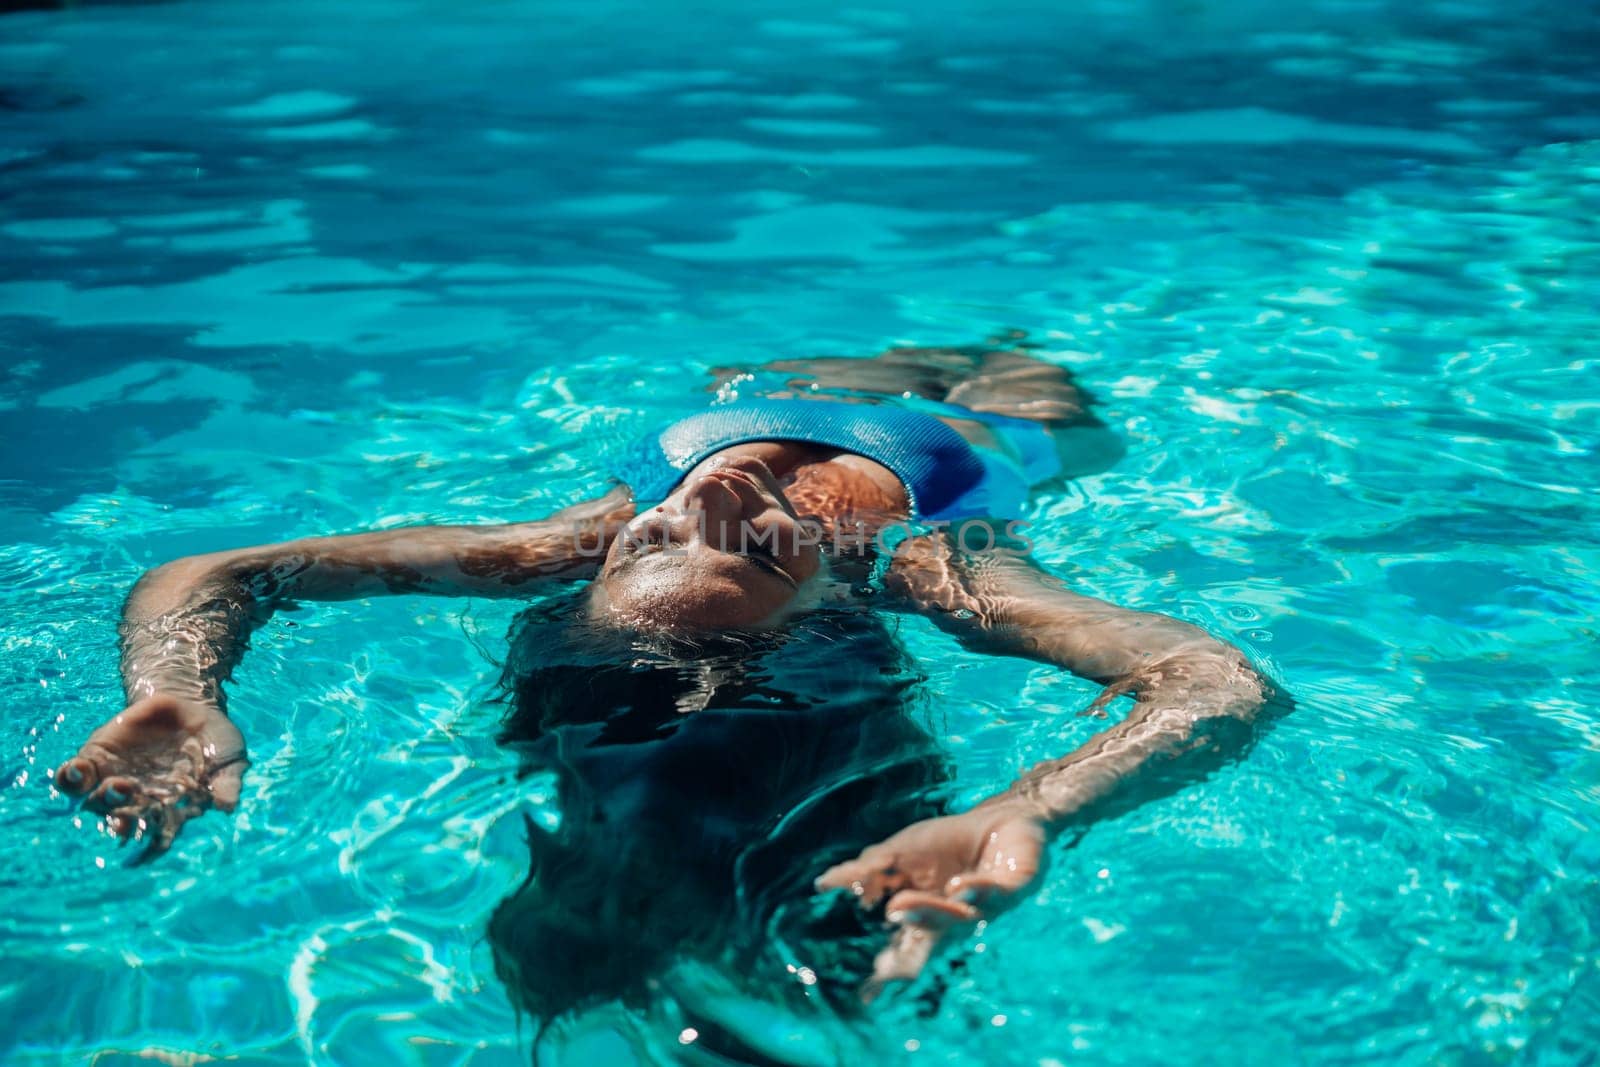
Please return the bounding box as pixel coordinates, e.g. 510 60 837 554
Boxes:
3 0 1599 1063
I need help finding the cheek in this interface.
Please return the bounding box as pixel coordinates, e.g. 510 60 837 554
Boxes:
768 519 822 579
790 540 823 581
599 543 631 579
760 514 805 553
692 567 797 625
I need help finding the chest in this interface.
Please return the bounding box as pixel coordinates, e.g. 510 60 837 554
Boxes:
782 453 910 523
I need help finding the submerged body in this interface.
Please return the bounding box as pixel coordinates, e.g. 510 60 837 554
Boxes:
56 342 1282 1036
493 599 948 1027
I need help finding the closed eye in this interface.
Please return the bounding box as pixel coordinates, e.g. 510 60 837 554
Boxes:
740 547 797 587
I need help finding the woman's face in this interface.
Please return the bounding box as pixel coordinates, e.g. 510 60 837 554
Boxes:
592 454 825 630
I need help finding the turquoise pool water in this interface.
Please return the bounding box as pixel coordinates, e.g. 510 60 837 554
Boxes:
3 0 1599 1062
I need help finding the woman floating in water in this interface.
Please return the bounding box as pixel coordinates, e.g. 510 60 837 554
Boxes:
56 341 1284 1041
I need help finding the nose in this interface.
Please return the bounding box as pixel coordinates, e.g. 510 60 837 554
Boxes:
681 474 754 550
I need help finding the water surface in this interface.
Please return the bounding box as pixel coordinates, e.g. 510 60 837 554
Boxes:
2 0 1598 1063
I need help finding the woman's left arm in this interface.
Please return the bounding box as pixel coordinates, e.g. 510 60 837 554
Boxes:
56 486 633 860
816 535 1286 996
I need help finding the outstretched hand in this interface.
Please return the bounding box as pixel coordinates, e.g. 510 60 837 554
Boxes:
55 694 247 862
815 800 1045 1001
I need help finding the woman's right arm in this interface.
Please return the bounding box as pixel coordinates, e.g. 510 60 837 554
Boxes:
56 486 632 858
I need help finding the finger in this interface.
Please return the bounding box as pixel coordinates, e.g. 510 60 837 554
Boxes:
858 892 980 1004
55 756 101 797
862 923 940 1004
106 800 161 842
207 759 246 813
815 855 904 910
129 803 191 866
814 856 865 893
550 483 633 522
106 810 136 840
84 775 142 815
942 872 1023 911
884 889 979 930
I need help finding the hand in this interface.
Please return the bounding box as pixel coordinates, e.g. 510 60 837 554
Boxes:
549 483 636 526
815 800 1045 1000
55 694 247 862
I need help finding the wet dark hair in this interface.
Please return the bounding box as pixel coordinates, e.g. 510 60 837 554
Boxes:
485 589 949 1030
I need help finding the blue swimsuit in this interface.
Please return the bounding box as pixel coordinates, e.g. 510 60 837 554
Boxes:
622 398 1060 519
